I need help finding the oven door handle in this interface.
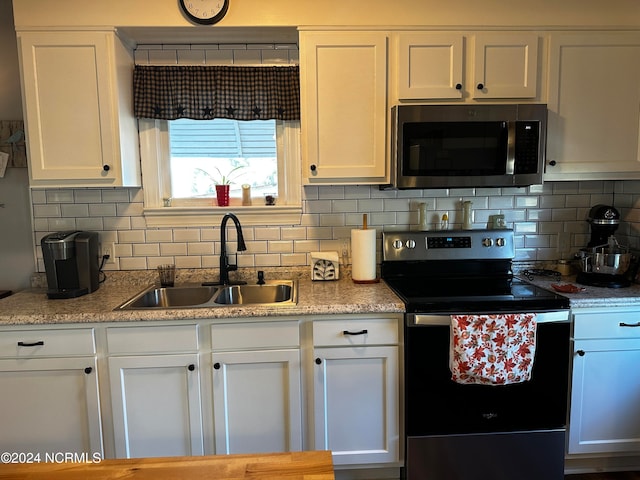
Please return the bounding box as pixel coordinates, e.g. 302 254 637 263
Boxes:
409 310 570 326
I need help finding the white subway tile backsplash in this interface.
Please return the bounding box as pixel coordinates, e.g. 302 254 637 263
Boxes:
46 190 74 203
29 181 640 271
119 257 148 270
89 203 117 216
187 242 212 256
102 190 131 203
61 204 89 217
160 243 188 256
145 229 173 243
175 255 202 269
133 243 160 257
74 190 102 203
76 218 104 231
33 204 61 217
173 229 201 242
119 230 146 243
104 216 131 231
48 218 75 230
268 240 293 253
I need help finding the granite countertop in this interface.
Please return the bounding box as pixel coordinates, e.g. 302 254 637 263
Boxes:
0 275 405 326
521 274 640 309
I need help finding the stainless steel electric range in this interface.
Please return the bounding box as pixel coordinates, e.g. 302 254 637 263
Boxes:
381 229 571 480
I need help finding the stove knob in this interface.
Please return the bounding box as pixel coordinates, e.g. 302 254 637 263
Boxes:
392 240 403 249
482 238 494 247
405 239 416 249
496 237 506 247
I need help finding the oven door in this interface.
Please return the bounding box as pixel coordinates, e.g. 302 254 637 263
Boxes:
405 310 570 480
405 310 570 436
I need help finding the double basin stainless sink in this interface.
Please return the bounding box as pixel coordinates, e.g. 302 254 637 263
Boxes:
116 280 297 310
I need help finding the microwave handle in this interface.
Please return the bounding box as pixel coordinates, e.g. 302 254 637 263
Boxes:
506 121 516 175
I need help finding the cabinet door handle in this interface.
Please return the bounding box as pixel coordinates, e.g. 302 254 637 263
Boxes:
576 350 585 356
213 362 221 370
477 83 484 90
549 160 557 166
310 164 317 172
620 322 640 327
103 164 111 172
455 83 462 90
188 364 195 371
315 358 322 365
84 367 93 374
343 329 368 336
17 341 44 347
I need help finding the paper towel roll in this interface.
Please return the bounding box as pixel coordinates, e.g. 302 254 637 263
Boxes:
351 228 377 282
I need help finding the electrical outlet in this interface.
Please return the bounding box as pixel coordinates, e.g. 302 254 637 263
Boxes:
341 238 350 265
101 242 115 264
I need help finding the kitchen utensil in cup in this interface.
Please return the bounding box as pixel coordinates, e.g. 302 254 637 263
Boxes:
157 264 176 287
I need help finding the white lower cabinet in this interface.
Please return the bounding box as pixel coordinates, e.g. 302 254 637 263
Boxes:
107 325 204 458
568 309 640 455
311 316 400 466
210 321 302 455
0 315 402 470
0 328 102 457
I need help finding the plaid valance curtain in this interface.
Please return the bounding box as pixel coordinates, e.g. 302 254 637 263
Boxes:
133 65 300 121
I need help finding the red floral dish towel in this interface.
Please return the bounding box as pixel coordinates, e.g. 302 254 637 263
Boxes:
450 313 537 386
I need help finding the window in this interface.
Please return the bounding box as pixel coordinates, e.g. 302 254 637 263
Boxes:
139 118 301 227
168 118 278 200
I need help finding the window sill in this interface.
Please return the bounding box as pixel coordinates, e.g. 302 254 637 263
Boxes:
143 205 303 227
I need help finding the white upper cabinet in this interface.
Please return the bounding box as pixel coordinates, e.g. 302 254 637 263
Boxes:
472 33 539 99
300 31 388 184
17 31 140 187
396 33 464 100
545 32 640 180
394 31 539 101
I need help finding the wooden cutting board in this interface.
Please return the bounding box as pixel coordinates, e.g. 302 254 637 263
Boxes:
0 450 335 480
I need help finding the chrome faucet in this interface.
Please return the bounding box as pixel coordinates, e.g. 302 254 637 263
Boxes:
219 213 247 285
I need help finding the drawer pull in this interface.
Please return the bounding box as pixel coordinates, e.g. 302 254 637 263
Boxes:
619 322 640 327
343 329 368 336
17 341 44 347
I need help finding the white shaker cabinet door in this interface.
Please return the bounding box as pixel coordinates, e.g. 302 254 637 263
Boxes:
313 346 399 466
108 354 204 459
545 32 640 180
569 338 640 454
0 357 103 457
17 31 140 187
211 349 303 455
300 31 388 184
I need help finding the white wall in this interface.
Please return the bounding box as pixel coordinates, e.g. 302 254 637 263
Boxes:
0 0 35 291
11 0 640 29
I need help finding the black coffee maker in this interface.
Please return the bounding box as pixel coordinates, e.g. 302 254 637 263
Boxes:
577 205 630 288
41 231 100 299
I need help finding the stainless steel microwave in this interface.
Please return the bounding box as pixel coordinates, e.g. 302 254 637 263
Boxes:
389 104 547 189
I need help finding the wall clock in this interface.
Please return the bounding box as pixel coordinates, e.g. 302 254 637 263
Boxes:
179 0 229 25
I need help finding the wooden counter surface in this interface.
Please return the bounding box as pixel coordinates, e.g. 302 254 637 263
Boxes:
0 450 335 480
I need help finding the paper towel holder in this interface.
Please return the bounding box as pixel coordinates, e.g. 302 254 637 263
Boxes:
352 214 380 284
